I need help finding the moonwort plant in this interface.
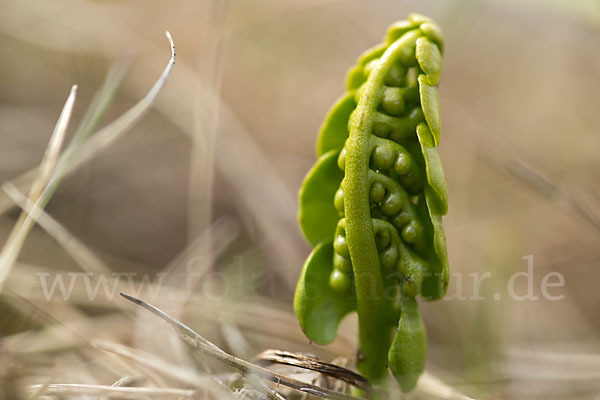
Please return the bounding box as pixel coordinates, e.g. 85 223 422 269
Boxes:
294 14 448 393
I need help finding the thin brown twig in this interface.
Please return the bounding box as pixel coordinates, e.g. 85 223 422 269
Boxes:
119 292 364 400
255 349 370 391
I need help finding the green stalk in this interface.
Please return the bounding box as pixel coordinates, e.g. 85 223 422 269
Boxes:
344 32 421 382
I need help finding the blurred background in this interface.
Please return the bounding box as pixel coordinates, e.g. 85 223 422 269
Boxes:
1 0 600 399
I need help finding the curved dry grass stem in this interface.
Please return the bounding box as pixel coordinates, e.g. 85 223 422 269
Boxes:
49 30 176 182
119 292 363 400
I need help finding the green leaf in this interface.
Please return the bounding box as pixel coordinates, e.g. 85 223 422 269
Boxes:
419 22 444 54
345 66 366 91
385 20 418 44
346 43 386 90
415 37 442 85
316 93 356 156
418 74 441 145
421 187 449 300
416 121 434 148
356 42 387 67
298 150 344 246
294 240 356 344
388 296 426 393
408 13 434 25
418 134 448 214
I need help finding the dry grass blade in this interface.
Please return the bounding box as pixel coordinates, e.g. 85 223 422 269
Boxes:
189 0 230 237
26 381 51 400
0 85 77 293
417 372 478 400
255 350 370 391
247 378 287 400
92 339 228 392
110 376 143 387
29 383 199 399
119 292 363 400
507 160 600 233
2 183 111 275
98 376 145 400
31 86 77 189
0 169 37 216
71 57 132 146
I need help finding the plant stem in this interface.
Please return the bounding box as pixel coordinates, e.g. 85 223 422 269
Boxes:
344 31 421 383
